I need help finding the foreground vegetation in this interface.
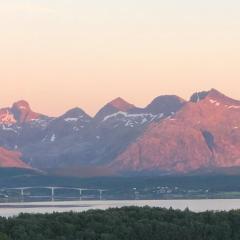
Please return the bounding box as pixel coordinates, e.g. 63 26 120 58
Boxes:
1 207 240 239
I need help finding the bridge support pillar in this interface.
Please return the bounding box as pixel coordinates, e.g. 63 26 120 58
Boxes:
20 189 24 202
51 188 55 202
79 189 82 201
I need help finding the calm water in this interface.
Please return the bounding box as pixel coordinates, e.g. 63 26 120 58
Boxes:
1 199 240 217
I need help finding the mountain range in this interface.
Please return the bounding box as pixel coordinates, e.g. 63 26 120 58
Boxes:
1 89 240 176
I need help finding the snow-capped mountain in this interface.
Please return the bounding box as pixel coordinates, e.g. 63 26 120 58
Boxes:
2 89 240 177
0 100 46 125
0 100 52 150
41 107 92 143
110 89 240 174
18 95 184 169
94 97 136 122
95 96 185 128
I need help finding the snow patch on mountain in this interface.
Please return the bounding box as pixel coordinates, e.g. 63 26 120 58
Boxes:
103 111 164 122
228 105 240 109
101 111 165 128
1 124 18 133
0 110 16 125
209 99 220 106
64 117 79 122
18 105 27 110
51 134 56 142
64 115 89 122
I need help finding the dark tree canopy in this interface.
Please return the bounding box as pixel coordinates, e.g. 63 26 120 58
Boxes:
0 207 240 240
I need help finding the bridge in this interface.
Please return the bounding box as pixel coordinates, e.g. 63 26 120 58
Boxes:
0 187 107 201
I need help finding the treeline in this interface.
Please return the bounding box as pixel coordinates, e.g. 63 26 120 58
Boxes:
1 207 240 240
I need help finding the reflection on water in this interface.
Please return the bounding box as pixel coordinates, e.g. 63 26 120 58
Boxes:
1 199 240 217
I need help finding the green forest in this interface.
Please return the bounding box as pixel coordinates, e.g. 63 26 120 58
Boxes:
1 207 240 240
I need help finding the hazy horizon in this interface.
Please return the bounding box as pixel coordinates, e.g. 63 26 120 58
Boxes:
0 1 239 116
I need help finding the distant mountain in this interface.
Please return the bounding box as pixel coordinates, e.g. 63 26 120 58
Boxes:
21 107 93 169
20 95 184 169
42 107 91 141
0 100 46 125
1 89 240 177
110 89 240 174
140 95 186 115
0 100 53 150
94 97 135 121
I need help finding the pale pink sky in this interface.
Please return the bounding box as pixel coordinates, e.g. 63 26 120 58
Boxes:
0 1 240 117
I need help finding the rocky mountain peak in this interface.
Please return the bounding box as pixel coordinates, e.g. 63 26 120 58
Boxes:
145 95 186 115
11 100 41 123
62 107 91 119
190 89 240 106
108 97 135 111
12 100 31 110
